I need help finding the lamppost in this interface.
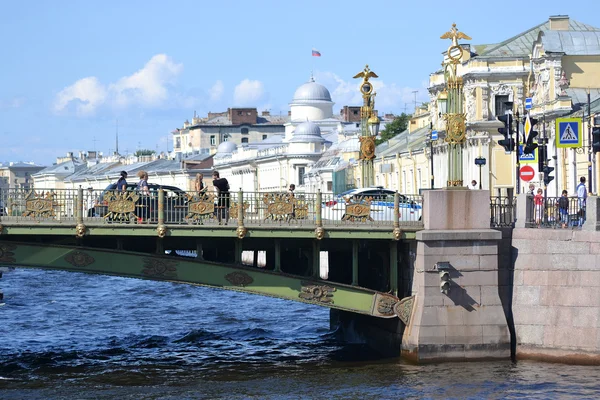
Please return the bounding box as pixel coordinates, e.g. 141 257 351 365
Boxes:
353 65 380 188
439 23 471 187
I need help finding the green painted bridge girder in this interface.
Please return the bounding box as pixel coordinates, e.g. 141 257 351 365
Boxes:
0 241 414 322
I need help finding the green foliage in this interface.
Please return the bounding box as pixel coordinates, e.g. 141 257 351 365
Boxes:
134 149 156 157
376 113 410 145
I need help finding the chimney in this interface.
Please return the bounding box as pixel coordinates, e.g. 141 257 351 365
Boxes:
549 15 569 31
262 110 270 116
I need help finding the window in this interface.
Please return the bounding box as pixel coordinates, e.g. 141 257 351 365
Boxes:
241 128 249 134
210 135 216 146
327 181 333 191
241 138 249 144
175 137 181 149
262 134 267 140
298 166 305 186
353 110 358 115
247 112 251 116
238 111 243 116
495 95 510 116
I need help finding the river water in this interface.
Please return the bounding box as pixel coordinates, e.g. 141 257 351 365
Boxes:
1 268 599 399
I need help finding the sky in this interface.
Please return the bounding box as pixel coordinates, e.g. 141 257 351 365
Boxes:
1 0 598 166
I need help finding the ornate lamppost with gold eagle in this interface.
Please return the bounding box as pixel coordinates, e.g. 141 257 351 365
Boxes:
353 65 380 188
439 23 471 187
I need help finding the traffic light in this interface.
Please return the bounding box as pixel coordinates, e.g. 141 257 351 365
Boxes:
537 144 546 173
439 270 450 293
523 116 539 155
543 165 555 186
497 114 515 152
592 127 600 153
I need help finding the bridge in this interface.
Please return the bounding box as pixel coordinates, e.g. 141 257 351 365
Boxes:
0 187 519 360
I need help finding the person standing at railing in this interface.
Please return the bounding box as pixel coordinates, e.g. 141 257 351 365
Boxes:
116 171 128 192
527 183 535 196
558 190 569 229
534 188 544 227
136 171 150 223
288 184 296 219
212 170 230 225
577 176 587 227
194 173 206 194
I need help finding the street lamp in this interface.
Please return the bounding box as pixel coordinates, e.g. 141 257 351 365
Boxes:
437 90 448 117
353 64 379 188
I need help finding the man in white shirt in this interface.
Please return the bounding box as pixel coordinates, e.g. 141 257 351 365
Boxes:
577 176 587 226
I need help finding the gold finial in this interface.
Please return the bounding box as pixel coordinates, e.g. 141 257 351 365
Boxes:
440 23 471 47
353 64 379 82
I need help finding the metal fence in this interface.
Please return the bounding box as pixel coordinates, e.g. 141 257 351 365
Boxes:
525 195 585 229
490 196 517 228
0 188 424 229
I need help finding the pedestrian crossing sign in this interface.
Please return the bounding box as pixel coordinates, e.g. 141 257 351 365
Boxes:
518 145 537 163
556 117 582 148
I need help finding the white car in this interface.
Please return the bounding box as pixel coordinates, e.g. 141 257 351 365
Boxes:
321 187 422 222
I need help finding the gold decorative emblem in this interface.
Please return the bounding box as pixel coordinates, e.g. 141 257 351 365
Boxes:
376 294 399 317
444 113 467 144
225 271 253 287
359 136 376 160
141 258 178 279
64 251 94 268
23 191 58 218
353 65 378 94
0 243 17 263
104 191 140 222
236 226 247 239
342 196 374 222
393 228 402 241
263 193 297 221
299 282 336 304
157 224 167 238
314 226 325 240
185 193 216 223
394 296 415 325
75 223 87 238
229 201 249 220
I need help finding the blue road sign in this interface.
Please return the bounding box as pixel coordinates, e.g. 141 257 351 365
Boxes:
525 97 533 110
518 145 537 163
556 118 582 148
431 130 438 140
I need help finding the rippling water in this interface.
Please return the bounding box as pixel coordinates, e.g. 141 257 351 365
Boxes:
1 268 600 399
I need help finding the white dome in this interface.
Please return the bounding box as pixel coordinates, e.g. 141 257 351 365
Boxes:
292 78 332 104
217 141 237 154
289 121 327 143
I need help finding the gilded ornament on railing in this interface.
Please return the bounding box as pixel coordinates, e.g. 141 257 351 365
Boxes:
444 113 467 144
0 243 17 263
141 258 178 279
236 226 247 239
263 193 303 222
23 191 58 218
185 193 216 223
229 201 249 220
75 223 87 238
341 196 374 222
157 224 167 238
64 250 94 268
394 296 415 325
376 293 399 317
104 191 140 222
359 136 376 160
225 271 253 287
299 282 336 304
393 227 402 241
314 226 325 240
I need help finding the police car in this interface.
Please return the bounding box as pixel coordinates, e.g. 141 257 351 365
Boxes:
321 187 422 222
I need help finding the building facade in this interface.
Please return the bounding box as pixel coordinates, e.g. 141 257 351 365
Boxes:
0 162 45 190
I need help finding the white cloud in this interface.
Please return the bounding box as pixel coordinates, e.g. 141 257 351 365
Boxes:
53 54 185 116
233 79 265 106
315 71 428 114
209 80 224 102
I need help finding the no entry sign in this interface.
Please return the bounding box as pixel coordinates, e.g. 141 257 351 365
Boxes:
520 165 535 182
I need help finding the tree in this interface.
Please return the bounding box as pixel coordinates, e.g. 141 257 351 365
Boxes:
376 113 410 145
134 149 156 157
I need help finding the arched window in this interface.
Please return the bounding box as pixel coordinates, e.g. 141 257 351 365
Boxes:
241 128 249 135
241 137 249 144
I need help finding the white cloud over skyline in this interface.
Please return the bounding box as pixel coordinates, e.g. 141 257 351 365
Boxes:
53 54 185 116
233 79 266 106
209 80 224 102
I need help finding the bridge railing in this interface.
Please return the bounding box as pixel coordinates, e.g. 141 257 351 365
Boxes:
0 188 424 229
523 195 584 229
490 196 517 228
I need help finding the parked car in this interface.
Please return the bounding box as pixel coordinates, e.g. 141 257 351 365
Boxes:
92 183 188 222
321 187 422 222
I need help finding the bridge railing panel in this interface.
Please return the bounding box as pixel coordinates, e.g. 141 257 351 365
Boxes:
490 196 517 228
0 188 78 223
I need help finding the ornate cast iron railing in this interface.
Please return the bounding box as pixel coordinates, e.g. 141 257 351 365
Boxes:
523 195 585 229
490 196 517 228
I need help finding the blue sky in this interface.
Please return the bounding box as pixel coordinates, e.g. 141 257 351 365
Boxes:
1 0 598 165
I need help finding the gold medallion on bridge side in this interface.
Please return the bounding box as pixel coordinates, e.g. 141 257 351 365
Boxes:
104 191 140 222
185 193 216 223
359 136 376 160
374 293 400 317
141 258 178 279
299 282 336 304
263 193 294 221
23 191 58 218
342 196 374 222
64 251 95 268
225 271 253 287
0 243 17 263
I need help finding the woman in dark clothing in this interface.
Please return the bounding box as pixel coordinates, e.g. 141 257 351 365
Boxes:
116 171 128 192
212 171 230 224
